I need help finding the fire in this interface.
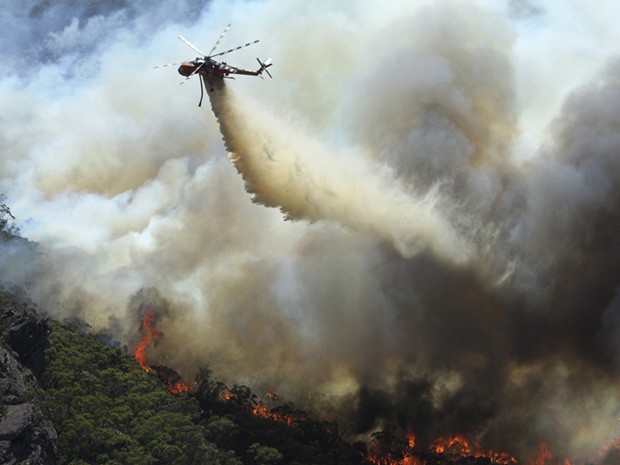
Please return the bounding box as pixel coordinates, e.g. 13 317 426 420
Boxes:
166 382 189 395
405 429 415 449
532 442 553 465
133 308 190 395
252 404 270 418
366 431 416 465
133 308 161 372
430 434 477 455
429 434 517 464
366 430 518 465
251 403 303 426
218 388 303 426
525 442 580 465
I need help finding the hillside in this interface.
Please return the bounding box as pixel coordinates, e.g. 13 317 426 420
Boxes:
0 199 364 465
0 201 562 465
0 286 370 465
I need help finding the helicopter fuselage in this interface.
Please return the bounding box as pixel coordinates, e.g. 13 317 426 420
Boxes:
178 59 230 79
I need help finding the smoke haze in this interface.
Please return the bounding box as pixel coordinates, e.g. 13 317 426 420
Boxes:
2 0 620 461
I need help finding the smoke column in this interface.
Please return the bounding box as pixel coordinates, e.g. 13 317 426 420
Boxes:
2 0 620 462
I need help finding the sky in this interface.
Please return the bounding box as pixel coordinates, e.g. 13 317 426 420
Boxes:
1 0 620 461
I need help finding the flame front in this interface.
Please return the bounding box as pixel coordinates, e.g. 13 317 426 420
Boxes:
366 430 518 465
429 434 517 464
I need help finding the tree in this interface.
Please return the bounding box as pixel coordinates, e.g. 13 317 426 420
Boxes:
247 443 284 465
0 198 17 240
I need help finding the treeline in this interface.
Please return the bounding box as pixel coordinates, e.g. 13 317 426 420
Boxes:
42 319 368 465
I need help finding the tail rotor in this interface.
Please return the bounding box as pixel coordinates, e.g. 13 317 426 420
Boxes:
256 58 273 78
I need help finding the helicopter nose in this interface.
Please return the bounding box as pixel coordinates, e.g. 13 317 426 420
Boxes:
178 62 193 77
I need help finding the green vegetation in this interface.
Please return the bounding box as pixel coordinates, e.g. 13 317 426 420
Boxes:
43 321 241 465
40 319 367 465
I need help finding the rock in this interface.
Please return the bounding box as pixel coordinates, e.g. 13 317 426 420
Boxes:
1 347 28 404
7 313 49 379
0 401 56 464
0 295 58 465
0 404 34 440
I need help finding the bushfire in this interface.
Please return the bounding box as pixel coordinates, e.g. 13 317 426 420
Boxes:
251 403 304 426
363 431 599 465
132 308 618 464
219 388 305 426
133 308 190 395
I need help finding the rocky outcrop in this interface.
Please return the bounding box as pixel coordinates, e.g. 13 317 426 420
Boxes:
7 312 49 379
0 296 58 465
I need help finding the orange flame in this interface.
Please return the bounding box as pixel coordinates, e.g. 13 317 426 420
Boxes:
429 434 517 464
367 430 518 465
218 389 303 426
134 308 161 372
166 382 190 395
405 428 415 449
532 442 553 465
524 442 581 465
251 404 302 426
133 309 189 395
366 431 417 465
430 434 478 455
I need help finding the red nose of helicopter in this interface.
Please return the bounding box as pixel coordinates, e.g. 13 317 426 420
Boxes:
178 62 195 77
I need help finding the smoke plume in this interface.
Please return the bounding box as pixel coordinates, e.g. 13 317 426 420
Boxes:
2 0 620 462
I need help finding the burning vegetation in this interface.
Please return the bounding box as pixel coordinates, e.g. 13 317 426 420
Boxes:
133 307 160 372
131 298 620 465
133 305 192 395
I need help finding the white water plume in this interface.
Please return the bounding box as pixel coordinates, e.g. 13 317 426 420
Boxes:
209 85 473 263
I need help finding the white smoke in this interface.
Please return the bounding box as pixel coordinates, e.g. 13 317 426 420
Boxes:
2 0 620 461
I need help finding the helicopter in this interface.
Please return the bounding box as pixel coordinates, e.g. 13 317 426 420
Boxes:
155 24 273 107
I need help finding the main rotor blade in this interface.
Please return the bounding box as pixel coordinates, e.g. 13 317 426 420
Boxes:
153 62 180 69
208 23 231 56
210 39 260 58
178 35 205 56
